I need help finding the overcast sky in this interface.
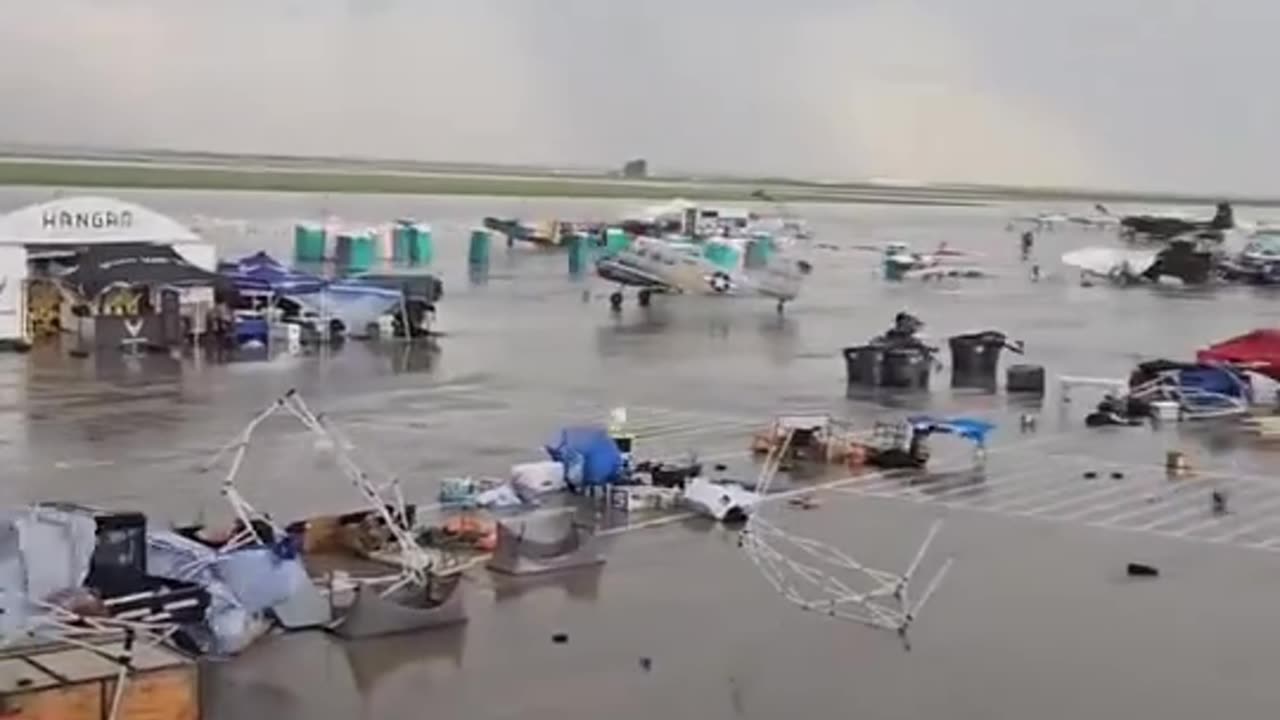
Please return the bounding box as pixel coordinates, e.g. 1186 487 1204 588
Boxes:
2 0 1277 193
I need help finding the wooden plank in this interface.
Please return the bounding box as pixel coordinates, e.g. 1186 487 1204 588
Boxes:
0 660 59 693
95 643 189 673
25 648 119 683
102 666 199 720
0 681 100 720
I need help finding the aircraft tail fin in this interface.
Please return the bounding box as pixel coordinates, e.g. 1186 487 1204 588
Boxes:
1212 202 1235 230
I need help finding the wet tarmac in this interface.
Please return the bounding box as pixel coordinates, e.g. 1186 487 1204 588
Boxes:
2 187 1280 718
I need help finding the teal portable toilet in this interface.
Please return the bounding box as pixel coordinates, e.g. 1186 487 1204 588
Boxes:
745 233 776 269
410 224 434 265
603 227 631 256
468 228 492 267
294 223 327 262
703 240 741 271
336 231 376 271
392 221 414 262
567 233 590 277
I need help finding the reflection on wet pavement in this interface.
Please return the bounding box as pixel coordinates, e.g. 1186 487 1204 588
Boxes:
1 189 1279 718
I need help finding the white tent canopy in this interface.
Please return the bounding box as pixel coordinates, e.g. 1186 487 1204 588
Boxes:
0 196 215 270
0 196 200 246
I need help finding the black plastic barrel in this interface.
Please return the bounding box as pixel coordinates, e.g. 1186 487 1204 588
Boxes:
1006 364 1046 394
882 346 932 389
842 345 884 386
949 330 1009 385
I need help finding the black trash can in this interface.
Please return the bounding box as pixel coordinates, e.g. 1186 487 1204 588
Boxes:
882 346 932 389
843 345 884 386
949 330 1010 386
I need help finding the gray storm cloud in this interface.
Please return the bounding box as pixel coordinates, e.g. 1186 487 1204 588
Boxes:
1 0 1277 193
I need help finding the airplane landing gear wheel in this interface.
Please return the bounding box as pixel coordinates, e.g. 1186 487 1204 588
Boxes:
609 292 624 311
776 299 786 315
638 290 652 307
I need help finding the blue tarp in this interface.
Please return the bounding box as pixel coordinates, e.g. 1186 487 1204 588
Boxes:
1175 366 1249 399
907 416 996 448
545 426 624 488
219 251 327 295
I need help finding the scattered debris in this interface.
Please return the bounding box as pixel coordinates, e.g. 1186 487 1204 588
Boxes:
787 494 822 510
740 427 954 638
1212 489 1229 516
552 632 569 644
1127 562 1160 578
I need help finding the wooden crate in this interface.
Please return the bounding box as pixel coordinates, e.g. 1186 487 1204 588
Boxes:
0 657 100 720
0 642 198 720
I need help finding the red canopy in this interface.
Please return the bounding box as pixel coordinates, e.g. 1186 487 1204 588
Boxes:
1197 329 1280 380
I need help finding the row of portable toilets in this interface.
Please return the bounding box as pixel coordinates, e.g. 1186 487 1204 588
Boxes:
293 220 435 270
294 220 779 276
843 331 1046 394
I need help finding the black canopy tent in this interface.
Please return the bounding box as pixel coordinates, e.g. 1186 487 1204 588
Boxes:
60 242 229 300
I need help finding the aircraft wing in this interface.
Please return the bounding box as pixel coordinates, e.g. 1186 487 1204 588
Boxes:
595 256 677 291
1061 247 1158 276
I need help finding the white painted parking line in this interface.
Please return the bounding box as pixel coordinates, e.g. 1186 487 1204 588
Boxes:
956 456 1109 512
1086 479 1222 528
1128 488 1249 534
1252 536 1280 549
916 461 1052 505
982 474 1107 513
1196 490 1280 542
1014 481 1147 520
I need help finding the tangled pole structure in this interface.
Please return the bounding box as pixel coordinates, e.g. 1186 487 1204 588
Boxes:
738 428 955 648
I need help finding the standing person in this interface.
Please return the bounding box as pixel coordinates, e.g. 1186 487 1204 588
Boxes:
1020 231 1034 261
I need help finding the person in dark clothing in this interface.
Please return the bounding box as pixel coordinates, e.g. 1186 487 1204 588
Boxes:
1020 231 1034 261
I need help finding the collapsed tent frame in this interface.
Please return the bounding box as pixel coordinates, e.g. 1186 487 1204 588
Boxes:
200 389 436 598
739 429 954 643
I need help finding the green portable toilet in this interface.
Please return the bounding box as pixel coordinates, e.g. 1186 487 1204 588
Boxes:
409 224 433 265
336 231 377 272
468 228 492 267
392 221 414 263
567 233 590 276
703 239 741 271
294 223 327 262
603 227 631 256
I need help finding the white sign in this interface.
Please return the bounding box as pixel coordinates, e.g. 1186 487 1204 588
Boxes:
0 196 199 245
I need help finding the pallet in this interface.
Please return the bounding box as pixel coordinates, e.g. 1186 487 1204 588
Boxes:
0 642 197 720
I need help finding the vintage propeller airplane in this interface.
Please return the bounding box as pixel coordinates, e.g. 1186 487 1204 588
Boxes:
595 236 812 314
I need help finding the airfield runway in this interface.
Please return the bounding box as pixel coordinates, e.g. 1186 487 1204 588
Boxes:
0 187 1277 718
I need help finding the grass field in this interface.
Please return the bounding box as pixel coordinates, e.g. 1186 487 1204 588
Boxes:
1 157 1275 208
0 160 981 206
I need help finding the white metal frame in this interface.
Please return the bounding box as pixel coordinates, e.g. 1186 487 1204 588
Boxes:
739 429 954 646
1128 367 1250 421
200 390 433 597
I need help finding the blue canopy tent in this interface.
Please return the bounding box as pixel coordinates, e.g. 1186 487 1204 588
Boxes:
219 251 327 296
218 252 406 340
1127 359 1251 419
309 280 406 338
905 416 996 448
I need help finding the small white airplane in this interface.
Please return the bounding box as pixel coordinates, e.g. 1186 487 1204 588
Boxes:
595 236 812 314
1010 205 1119 231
